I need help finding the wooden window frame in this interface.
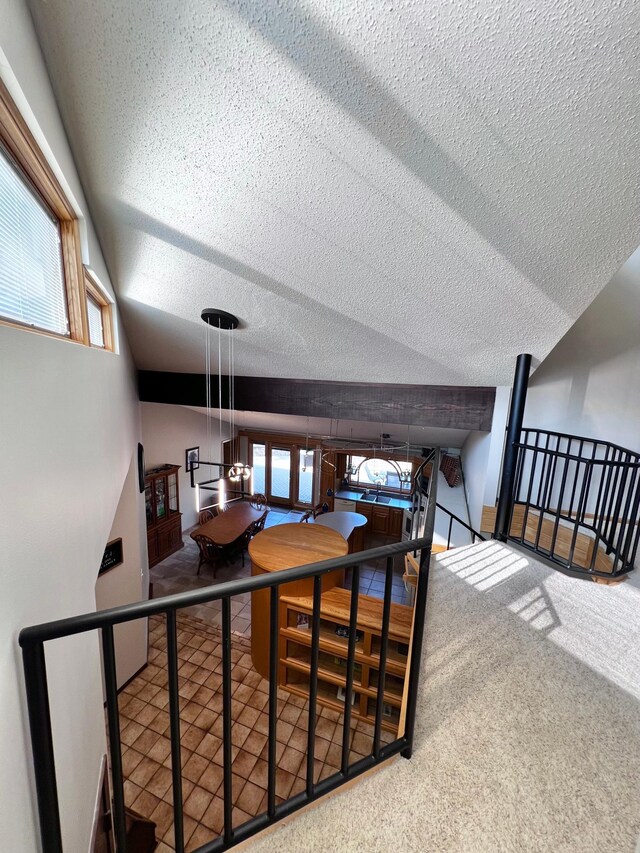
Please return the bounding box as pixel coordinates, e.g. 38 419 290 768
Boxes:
84 267 114 351
0 78 90 344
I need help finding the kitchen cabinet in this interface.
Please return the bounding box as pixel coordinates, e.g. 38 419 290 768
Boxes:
389 507 403 539
371 507 390 535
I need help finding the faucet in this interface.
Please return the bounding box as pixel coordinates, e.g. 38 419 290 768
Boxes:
375 482 381 500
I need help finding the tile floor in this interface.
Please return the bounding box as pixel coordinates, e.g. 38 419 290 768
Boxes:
123 506 407 849
119 610 393 852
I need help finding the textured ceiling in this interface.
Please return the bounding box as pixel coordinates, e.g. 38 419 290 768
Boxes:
29 0 640 385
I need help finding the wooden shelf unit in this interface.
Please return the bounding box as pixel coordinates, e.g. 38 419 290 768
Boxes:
279 587 413 734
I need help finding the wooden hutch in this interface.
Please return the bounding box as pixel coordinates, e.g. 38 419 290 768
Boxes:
144 464 183 567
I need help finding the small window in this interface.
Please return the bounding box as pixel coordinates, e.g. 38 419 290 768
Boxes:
0 146 68 335
84 268 113 351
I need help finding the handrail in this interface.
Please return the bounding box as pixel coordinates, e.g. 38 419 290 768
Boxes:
18 536 431 646
521 427 640 460
514 441 640 466
19 449 441 853
435 502 486 548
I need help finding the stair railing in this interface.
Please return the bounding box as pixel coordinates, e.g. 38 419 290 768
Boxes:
19 450 440 853
506 428 640 577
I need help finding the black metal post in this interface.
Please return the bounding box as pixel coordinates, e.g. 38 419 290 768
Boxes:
494 353 532 542
166 611 184 853
222 598 233 847
21 642 64 853
341 566 360 775
267 586 279 818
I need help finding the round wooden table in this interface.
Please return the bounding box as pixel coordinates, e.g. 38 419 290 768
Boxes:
249 523 349 679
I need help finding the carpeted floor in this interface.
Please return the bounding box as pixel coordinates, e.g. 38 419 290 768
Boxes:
244 540 640 853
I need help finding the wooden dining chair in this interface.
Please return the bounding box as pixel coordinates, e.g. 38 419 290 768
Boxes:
250 493 268 510
251 510 268 536
299 510 313 523
193 535 228 577
198 508 217 525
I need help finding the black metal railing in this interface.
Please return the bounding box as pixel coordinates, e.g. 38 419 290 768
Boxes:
436 503 486 550
507 428 640 577
19 451 440 852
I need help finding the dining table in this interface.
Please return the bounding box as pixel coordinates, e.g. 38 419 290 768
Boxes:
190 501 267 546
248 522 349 678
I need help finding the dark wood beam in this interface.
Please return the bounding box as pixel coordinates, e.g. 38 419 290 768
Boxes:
138 371 495 431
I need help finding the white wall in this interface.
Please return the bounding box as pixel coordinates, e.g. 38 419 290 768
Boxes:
461 386 510 530
140 402 227 530
0 2 142 850
524 248 640 454
95 455 149 690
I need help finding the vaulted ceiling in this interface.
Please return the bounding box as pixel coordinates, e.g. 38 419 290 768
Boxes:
29 0 640 386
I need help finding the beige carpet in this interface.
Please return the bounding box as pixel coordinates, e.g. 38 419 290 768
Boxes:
247 541 640 853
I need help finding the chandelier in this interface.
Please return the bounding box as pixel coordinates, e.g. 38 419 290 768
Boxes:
187 309 251 512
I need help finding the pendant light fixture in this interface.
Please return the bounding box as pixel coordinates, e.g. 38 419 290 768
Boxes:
399 425 412 484
188 309 251 513
201 309 251 484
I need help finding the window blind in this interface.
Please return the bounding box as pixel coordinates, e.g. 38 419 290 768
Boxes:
87 293 104 347
0 146 68 335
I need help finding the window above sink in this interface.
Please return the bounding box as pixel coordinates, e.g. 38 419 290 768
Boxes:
346 454 413 495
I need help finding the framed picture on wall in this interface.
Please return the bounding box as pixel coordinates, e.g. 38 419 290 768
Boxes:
186 446 200 472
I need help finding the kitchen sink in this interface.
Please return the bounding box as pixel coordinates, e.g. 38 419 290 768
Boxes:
359 494 392 504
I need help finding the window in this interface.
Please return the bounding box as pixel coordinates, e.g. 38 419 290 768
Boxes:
270 447 292 501
347 455 412 493
84 268 113 350
251 443 266 494
0 147 68 335
0 79 113 350
297 448 314 504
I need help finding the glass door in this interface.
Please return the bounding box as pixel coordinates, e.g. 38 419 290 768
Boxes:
297 448 315 505
269 446 292 503
251 442 266 495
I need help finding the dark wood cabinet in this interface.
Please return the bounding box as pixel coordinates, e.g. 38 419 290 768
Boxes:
145 464 183 568
371 507 390 535
389 507 403 539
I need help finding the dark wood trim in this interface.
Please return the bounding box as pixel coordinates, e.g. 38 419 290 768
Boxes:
138 372 495 431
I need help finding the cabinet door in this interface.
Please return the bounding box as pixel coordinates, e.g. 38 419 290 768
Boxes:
389 508 403 538
358 502 373 521
147 530 159 565
372 507 390 535
155 476 167 521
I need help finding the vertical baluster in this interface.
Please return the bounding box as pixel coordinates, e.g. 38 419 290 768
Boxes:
534 438 555 551
222 597 233 846
267 586 279 818
627 467 640 569
306 575 322 797
447 515 453 549
101 625 128 853
521 445 539 543
341 566 360 775
550 455 570 561
21 641 63 853
592 446 609 538
613 461 636 572
374 557 394 759
567 460 589 568
603 450 622 548
567 440 584 521
166 610 184 853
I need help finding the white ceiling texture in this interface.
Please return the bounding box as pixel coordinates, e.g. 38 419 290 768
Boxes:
30 0 640 387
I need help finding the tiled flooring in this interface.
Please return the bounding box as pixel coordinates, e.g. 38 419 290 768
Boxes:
123 506 407 849
119 611 393 852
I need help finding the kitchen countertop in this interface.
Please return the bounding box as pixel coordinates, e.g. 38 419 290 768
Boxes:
334 489 412 510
